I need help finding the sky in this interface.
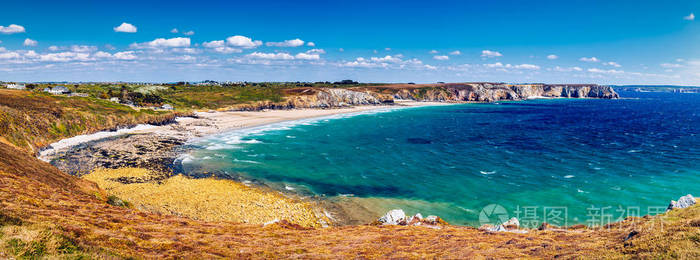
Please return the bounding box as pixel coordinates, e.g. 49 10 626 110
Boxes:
0 0 698 84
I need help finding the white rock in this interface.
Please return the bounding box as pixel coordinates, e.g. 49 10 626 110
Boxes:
667 194 696 211
378 209 406 225
503 217 520 228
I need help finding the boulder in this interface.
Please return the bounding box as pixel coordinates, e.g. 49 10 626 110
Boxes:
667 194 696 211
378 209 406 225
503 217 520 229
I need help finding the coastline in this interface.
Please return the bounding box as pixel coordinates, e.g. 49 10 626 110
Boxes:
39 101 454 226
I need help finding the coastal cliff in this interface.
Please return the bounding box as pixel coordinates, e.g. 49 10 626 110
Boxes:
384 83 619 102
226 83 619 111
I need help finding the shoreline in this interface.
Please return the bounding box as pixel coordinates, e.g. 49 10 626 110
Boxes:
38 101 455 226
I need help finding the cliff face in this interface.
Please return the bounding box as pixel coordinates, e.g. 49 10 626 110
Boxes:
390 83 619 102
228 84 618 111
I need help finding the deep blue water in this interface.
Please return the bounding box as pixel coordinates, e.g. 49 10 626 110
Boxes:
180 91 699 226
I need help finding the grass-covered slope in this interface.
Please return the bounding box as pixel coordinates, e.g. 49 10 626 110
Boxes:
0 89 184 153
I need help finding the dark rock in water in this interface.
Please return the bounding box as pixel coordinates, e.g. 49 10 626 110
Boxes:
407 138 432 144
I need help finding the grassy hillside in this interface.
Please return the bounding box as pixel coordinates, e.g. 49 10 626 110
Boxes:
0 89 185 153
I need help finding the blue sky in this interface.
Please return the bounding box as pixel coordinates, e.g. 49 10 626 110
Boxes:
0 0 698 84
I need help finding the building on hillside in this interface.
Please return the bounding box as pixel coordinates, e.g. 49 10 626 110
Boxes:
109 97 120 103
5 83 26 90
44 86 71 95
161 104 174 110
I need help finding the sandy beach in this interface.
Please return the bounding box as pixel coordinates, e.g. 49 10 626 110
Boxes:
38 101 452 227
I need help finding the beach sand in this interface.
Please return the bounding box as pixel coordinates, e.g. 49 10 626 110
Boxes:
40 101 453 226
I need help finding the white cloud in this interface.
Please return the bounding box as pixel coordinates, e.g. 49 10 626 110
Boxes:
0 24 25 34
485 62 540 70
371 55 401 63
131 37 191 48
246 52 294 60
306 49 326 54
94 51 113 58
307 42 315 47
24 50 38 58
684 13 695 21
481 50 502 58
603 61 621 67
588 68 624 74
48 46 60 51
553 66 583 72
114 51 137 60
579 57 599 62
433 55 449 60
0 52 21 59
266 38 305 47
226 35 262 48
211 47 241 54
449 50 461 55
114 22 137 33
23 38 38 46
338 48 344 52
660 63 683 68
39 52 91 62
546 54 558 60
514 64 540 70
429 50 438 54
171 28 179 33
384 47 391 51
295 52 320 60
424 64 437 70
183 30 194 36
71 45 98 52
202 40 225 48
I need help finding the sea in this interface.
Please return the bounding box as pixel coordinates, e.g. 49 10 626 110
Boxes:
177 91 699 227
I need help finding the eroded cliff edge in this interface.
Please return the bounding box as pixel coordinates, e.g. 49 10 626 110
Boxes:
227 83 619 110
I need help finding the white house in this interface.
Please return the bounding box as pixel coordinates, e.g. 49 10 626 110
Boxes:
44 86 70 95
5 83 26 90
161 104 174 110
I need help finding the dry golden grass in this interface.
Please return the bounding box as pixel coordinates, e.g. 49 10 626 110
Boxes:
83 167 328 228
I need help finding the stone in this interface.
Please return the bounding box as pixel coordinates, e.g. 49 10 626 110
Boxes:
667 194 696 211
407 213 423 225
503 217 520 229
378 209 406 225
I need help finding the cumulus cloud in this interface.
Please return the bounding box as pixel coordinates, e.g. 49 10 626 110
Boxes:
433 55 449 60
306 49 326 54
131 37 191 48
39 52 91 62
212 47 241 54
114 51 137 60
371 55 402 63
246 52 294 60
23 38 38 46
547 54 558 60
202 40 225 48
449 50 461 55
579 57 599 62
48 46 60 51
0 52 21 59
226 35 262 48
588 68 624 74
429 50 438 54
0 24 25 34
660 63 683 68
114 22 137 33
71 45 98 52
266 38 305 47
603 61 621 67
553 66 583 72
171 28 179 33
485 62 540 70
93 51 113 59
481 50 502 58
307 42 315 47
295 52 320 60
684 13 695 21
183 31 194 36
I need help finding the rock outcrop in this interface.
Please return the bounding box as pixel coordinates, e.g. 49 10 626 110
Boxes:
389 83 619 102
667 194 696 211
375 209 447 227
227 83 619 111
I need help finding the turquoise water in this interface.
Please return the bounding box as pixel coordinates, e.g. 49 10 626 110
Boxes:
179 91 699 227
